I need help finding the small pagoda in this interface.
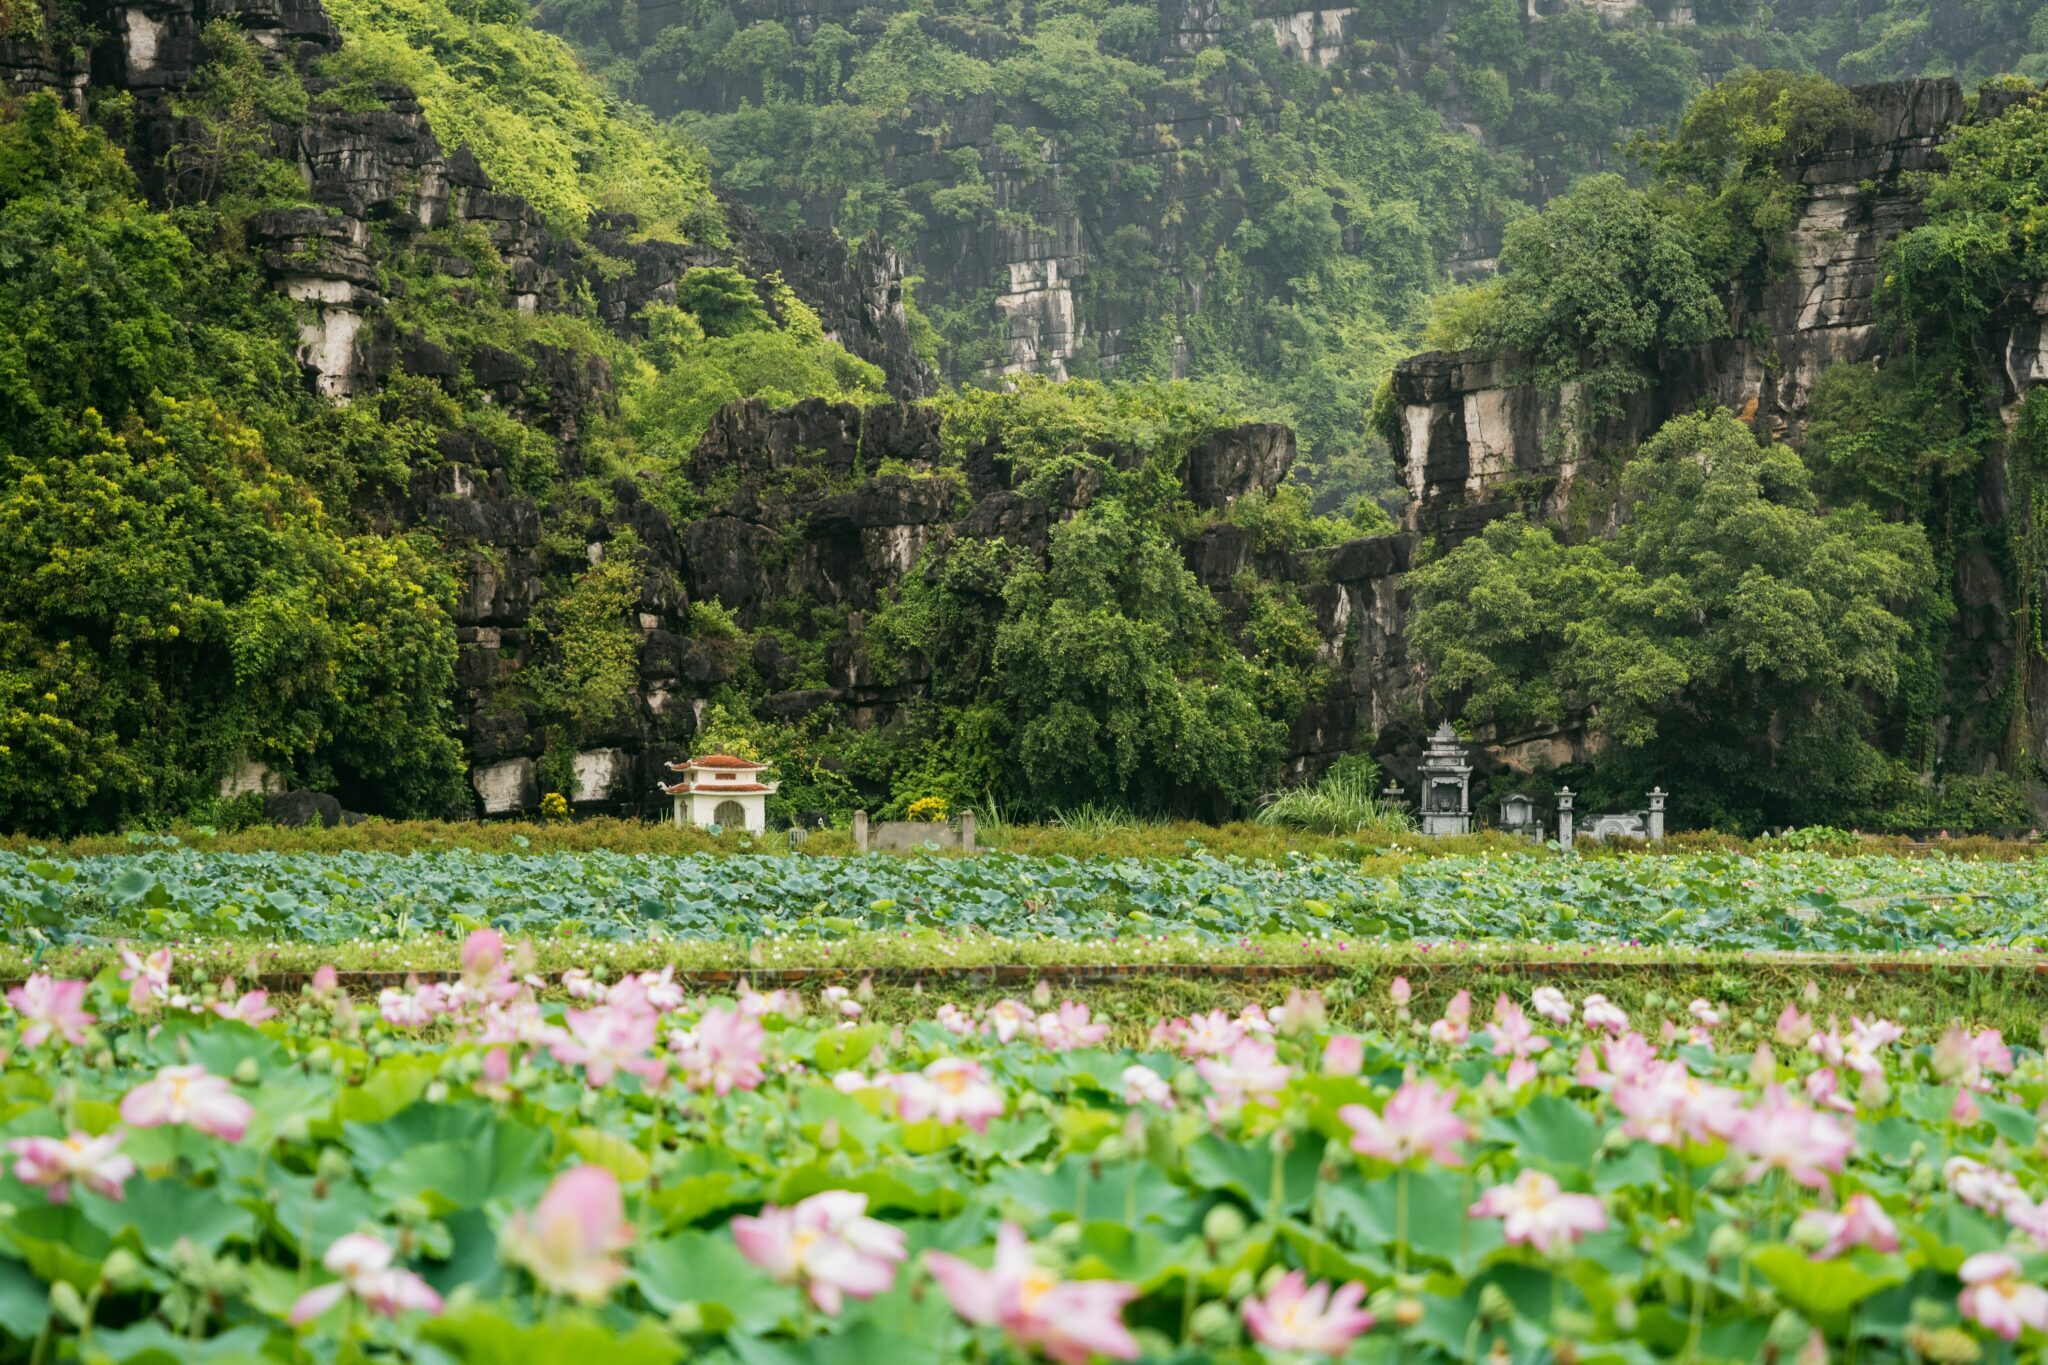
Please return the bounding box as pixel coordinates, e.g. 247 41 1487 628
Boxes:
1417 722 1473 836
660 754 778 834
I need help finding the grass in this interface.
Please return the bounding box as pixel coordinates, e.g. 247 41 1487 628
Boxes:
14 933 2048 1039
1256 758 1415 836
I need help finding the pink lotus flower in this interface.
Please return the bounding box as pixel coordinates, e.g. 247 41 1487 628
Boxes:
378 982 449 1030
1340 1078 1470 1167
1952 1088 1983 1125
1388 977 1412 1009
732 1191 908 1314
1122 1064 1175 1108
821 986 863 1019
119 1065 252 1142
1958 1252 2048 1341
1935 1026 2013 1091
1687 999 1722 1030
503 1167 632 1302
118 946 172 1011
1273 989 1327 1036
925 1222 1139 1364
7 1132 133 1203
1581 995 1629 1036
1731 1088 1853 1189
1429 990 1472 1047
1158 1009 1245 1058
1774 1004 1813 1048
1242 1270 1374 1354
289 1233 442 1324
1487 996 1548 1085
475 1047 515 1101
738 986 804 1020
1803 1067 1856 1114
1796 1193 1898 1260
1530 987 1572 1026
1575 1031 1657 1091
210 989 275 1026
671 1006 764 1096
1196 1038 1292 1117
1811 1016 1903 1078
6 975 94 1048
987 999 1038 1044
562 969 604 1002
1946 1158 2024 1214
308 964 342 1002
891 1058 1005 1132
1469 1169 1607 1255
552 1001 667 1089
1613 1062 1742 1147
1322 1034 1364 1078
1036 1001 1108 1051
935 1003 976 1036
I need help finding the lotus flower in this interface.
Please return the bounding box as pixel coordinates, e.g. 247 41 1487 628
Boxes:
1121 1064 1175 1108
1428 990 1472 1047
1273 988 1327 1036
1796 1193 1899 1260
925 1222 1139 1364
1614 1062 1741 1147
890 1057 1005 1132
211 989 276 1025
1388 977 1411 1009
7 1132 133 1203
289 1233 442 1323
1530 986 1572 1026
1242 1270 1374 1354
935 1003 976 1036
1340 1078 1470 1167
552 1000 667 1088
6 975 94 1048
119 1065 252 1142
378 982 449 1030
1196 1038 1292 1117
1958 1252 2048 1341
1035 1001 1108 1051
1935 1026 2013 1091
1468 1169 1607 1254
502 1166 632 1302
986 999 1038 1044
1322 1034 1364 1077
1487 995 1548 1085
732 1191 907 1314
1802 1067 1856 1114
118 946 173 1011
1774 1003 1814 1048
1581 995 1629 1035
1945 1157 2024 1214
671 1006 764 1096
1731 1088 1852 1189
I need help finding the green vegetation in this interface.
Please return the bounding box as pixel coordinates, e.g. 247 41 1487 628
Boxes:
0 94 467 833
1256 754 1414 835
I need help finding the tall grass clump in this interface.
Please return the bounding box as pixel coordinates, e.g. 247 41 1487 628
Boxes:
1257 755 1415 835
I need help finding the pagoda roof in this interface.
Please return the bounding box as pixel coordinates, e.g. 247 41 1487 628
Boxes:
661 780 777 795
664 753 771 771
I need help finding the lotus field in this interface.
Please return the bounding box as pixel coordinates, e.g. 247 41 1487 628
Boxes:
2 924 2048 1362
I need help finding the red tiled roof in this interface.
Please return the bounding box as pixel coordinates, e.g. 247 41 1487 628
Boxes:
671 753 769 770
661 781 775 794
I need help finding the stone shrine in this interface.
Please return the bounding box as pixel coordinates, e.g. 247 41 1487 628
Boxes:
1417 724 1473 836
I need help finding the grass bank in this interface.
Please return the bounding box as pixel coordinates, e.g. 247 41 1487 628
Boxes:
17 934 2048 1040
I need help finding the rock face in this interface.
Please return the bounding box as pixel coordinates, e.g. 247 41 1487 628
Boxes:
1384 77 2048 785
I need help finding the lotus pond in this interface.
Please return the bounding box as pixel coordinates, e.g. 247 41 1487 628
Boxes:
2 848 2047 951
1 937 2047 1361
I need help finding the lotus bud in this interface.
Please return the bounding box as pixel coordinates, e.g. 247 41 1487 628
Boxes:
1255 1264 1287 1296
1706 1223 1747 1263
1322 1034 1364 1077
425 1080 449 1104
100 1249 143 1289
1643 991 1665 1011
1612 1297 1637 1332
1801 980 1819 1006
1392 1297 1425 1329
1906 1325 1984 1365
1188 1300 1236 1344
233 1057 260 1085
48 1280 86 1328
1046 1220 1080 1249
667 1304 706 1334
1478 1284 1514 1324
82 1027 109 1054
1031 979 1051 1007
1203 1202 1249 1245
1766 1310 1811 1355
316 1146 353 1186
1750 1043 1776 1087
1857 1069 1890 1108
817 1118 840 1151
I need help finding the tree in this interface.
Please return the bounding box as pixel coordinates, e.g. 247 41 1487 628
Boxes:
1482 174 1726 401
993 502 1283 815
1409 410 1936 824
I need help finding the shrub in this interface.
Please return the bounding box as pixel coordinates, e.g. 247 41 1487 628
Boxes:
1256 754 1415 835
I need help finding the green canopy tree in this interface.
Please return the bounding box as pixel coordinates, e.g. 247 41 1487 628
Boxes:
1409 409 1937 824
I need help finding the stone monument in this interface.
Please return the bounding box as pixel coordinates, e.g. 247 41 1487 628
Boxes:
1417 723 1473 836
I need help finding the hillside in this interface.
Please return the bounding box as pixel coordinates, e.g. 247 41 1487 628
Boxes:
536 0 2048 505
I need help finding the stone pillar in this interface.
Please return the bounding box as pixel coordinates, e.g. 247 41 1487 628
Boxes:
853 810 869 855
1648 788 1666 842
1382 781 1404 809
671 794 683 829
960 809 976 852
1556 788 1574 851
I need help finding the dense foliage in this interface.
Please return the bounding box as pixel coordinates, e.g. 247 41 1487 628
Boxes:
6 845 2048 951
0 938 2046 1361
1410 411 1939 827
0 95 468 833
